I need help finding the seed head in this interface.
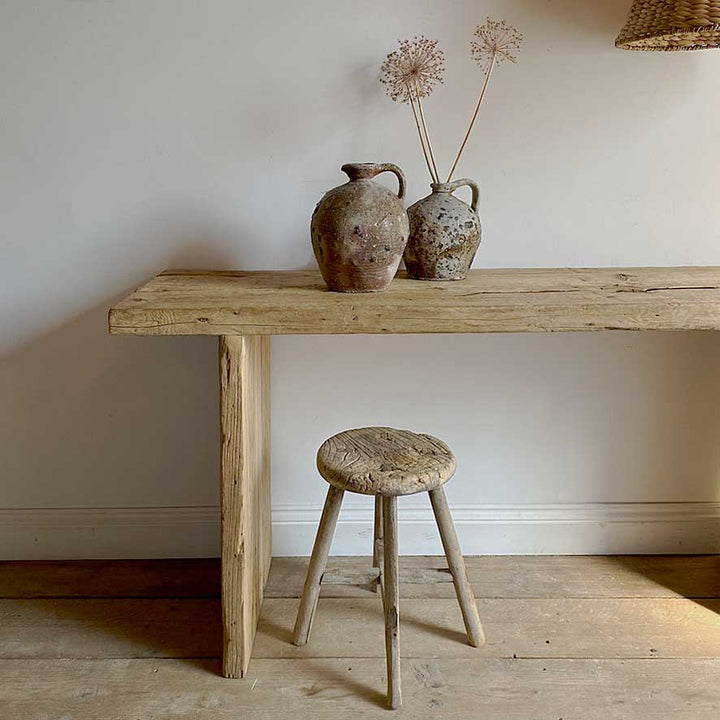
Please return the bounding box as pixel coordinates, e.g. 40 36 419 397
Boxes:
471 18 523 67
380 36 445 104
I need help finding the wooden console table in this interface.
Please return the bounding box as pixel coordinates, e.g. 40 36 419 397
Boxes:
108 266 720 678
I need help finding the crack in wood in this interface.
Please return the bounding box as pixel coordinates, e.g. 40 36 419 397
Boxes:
615 285 720 293
460 289 582 297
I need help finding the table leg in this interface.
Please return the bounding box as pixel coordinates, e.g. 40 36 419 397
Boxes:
219 335 272 678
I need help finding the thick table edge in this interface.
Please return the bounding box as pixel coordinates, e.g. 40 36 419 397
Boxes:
107 267 720 336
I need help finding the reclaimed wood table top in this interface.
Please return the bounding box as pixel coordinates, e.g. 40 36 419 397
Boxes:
108 267 720 336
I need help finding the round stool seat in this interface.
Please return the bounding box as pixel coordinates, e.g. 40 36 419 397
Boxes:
317 426 456 497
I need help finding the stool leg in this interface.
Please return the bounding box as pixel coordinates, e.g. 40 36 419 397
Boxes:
293 485 344 646
372 495 383 593
429 487 485 647
382 495 401 709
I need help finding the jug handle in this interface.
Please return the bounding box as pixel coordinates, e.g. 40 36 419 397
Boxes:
447 178 479 212
375 163 406 201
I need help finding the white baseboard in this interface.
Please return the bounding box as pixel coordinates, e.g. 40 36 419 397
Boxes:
1 502 719 560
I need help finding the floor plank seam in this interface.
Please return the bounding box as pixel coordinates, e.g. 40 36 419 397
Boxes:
4 656 720 663
7 654 718 661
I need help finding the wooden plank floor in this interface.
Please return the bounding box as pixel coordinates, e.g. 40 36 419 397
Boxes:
1 556 719 718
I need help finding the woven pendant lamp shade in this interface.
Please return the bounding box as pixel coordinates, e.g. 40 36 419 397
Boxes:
616 0 720 50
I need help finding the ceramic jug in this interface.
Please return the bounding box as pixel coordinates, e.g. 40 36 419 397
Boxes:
311 163 409 292
404 179 481 281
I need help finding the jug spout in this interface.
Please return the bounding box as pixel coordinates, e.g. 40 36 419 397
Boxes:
341 163 383 181
340 163 406 200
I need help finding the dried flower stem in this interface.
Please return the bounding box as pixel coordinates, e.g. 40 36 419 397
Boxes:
415 86 441 183
379 36 445 183
446 52 496 182
408 90 438 182
380 24 521 186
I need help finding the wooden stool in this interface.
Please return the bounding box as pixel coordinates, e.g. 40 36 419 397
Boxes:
292 427 484 709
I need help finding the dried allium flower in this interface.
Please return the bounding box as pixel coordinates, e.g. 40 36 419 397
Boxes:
380 36 445 103
446 18 523 182
471 17 523 67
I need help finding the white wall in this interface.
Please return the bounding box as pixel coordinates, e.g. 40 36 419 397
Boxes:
2 0 720 559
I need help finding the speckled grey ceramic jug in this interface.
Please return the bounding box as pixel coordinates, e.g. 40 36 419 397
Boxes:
311 163 410 293
404 179 481 281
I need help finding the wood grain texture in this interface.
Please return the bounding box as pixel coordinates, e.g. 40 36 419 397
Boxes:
317 427 456 496
372 497 383 594
219 335 271 678
3 596 720 660
429 488 485 647
3 658 719 719
3 557 720 718
372 496 383 572
109 267 720 336
265 555 720 599
253 597 720 661
292 486 344 646
0 559 222 598
382 496 401 708
3 556 717 600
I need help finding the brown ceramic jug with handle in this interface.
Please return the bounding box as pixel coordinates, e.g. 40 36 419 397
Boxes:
404 178 481 281
311 163 410 293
